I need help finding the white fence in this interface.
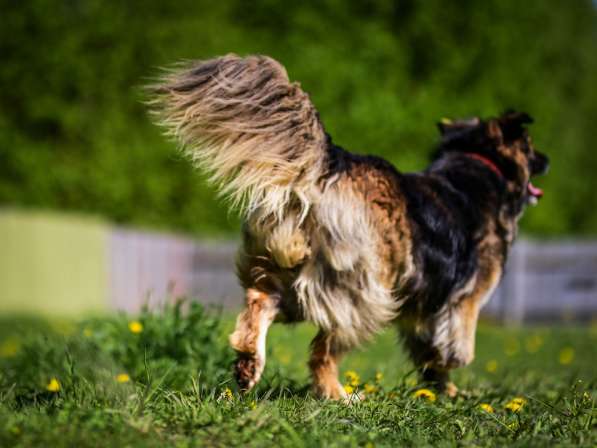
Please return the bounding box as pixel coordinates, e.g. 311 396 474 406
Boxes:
109 229 242 313
109 228 597 323
484 240 597 323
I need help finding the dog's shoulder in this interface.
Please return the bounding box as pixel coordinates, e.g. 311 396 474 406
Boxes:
324 143 403 203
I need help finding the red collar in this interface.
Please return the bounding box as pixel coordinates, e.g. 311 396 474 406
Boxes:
463 153 503 179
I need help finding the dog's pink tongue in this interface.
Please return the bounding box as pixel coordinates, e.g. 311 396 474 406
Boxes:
528 182 544 198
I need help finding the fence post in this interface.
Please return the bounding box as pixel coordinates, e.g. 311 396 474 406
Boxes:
501 240 528 325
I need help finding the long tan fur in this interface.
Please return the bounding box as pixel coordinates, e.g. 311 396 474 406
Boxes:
148 54 326 222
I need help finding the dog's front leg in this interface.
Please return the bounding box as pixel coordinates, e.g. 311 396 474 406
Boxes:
229 288 279 391
420 291 484 397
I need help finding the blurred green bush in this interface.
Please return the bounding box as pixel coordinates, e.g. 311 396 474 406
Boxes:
0 301 234 401
1 0 596 236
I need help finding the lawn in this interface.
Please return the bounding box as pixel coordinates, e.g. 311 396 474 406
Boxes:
0 302 595 447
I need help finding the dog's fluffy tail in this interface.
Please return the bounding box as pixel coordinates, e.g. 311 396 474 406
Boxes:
148 54 326 220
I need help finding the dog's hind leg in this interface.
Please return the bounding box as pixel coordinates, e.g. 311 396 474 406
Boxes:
229 288 280 391
308 330 350 400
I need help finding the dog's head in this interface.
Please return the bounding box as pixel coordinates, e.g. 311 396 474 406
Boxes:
436 110 549 209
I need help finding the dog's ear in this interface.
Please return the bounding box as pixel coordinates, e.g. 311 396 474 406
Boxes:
498 110 533 142
437 117 481 147
437 117 480 136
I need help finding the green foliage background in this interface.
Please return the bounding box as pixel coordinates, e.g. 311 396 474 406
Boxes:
1 0 596 236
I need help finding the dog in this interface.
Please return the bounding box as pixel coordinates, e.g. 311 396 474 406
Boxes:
149 54 549 399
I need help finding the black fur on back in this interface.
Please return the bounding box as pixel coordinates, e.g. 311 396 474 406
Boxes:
399 153 507 313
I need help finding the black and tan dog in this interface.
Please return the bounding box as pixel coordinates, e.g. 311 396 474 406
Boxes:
149 55 548 399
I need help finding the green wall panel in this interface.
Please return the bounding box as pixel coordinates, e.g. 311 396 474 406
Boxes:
0 210 109 316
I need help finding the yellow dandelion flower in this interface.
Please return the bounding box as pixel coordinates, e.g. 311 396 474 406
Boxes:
504 338 520 356
250 400 257 410
479 403 494 413
505 397 526 412
558 347 574 365
128 320 143 334
364 383 378 394
365 442 375 448
375 372 383 383
485 359 498 373
116 373 130 383
83 327 93 338
413 388 436 402
345 370 360 387
524 334 543 353
46 378 61 392
0 338 20 358
222 387 234 400
343 384 355 394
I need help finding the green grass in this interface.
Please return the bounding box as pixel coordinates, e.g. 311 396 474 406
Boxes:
1 302 595 447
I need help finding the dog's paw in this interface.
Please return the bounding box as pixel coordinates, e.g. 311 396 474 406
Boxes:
312 380 349 401
234 353 263 392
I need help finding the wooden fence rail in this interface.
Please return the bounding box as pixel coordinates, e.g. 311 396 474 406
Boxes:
109 228 597 323
109 229 242 313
